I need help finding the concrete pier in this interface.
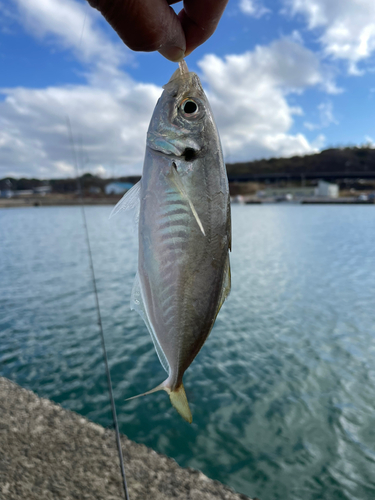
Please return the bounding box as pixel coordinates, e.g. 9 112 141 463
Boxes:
0 378 252 500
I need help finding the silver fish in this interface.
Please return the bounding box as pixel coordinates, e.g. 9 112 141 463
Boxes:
112 60 231 423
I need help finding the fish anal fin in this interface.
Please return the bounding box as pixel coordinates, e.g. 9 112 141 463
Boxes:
109 180 141 220
227 193 232 251
131 272 170 373
169 384 192 424
168 163 205 236
215 254 231 320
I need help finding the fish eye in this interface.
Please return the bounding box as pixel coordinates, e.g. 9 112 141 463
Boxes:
183 100 197 114
181 99 199 116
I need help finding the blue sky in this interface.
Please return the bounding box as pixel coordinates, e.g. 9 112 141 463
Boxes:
1 0 375 178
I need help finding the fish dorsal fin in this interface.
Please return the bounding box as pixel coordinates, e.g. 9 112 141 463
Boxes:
109 180 141 220
131 272 170 374
168 163 205 236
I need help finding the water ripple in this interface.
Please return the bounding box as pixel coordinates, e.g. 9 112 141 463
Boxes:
1 205 375 500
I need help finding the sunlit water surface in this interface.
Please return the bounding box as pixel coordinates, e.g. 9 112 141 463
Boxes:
1 205 375 500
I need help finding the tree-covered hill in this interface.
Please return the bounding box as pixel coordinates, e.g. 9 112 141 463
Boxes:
227 146 375 178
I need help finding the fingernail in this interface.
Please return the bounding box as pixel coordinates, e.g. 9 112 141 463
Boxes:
159 45 185 62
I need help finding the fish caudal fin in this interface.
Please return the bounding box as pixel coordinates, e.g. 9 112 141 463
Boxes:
169 384 192 424
126 381 193 424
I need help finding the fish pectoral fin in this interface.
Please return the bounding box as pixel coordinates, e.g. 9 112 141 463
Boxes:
109 180 141 220
169 384 192 424
168 163 205 236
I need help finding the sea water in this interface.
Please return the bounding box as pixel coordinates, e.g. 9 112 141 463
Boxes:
1 204 375 500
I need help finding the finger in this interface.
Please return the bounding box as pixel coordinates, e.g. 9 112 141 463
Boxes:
87 0 186 61
178 0 229 55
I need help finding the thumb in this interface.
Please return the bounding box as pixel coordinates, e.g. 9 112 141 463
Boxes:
87 0 186 61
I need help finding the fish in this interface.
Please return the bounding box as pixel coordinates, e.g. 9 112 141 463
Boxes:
111 60 231 423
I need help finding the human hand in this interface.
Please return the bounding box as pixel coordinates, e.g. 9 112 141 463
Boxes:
87 0 229 61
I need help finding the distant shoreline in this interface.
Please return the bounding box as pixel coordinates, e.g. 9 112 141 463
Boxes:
0 195 122 209
1 194 374 209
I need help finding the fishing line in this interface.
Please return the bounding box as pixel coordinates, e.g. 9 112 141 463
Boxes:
67 118 130 500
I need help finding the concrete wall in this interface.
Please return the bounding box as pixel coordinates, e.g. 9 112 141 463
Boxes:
0 378 252 500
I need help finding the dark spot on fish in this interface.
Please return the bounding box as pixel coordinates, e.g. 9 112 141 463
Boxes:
182 148 196 161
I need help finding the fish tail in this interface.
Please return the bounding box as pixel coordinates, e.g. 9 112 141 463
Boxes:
169 384 192 424
126 380 192 424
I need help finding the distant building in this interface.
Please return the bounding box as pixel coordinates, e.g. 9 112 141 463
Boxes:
257 186 316 199
231 195 245 204
105 182 133 195
0 190 14 198
257 180 339 200
14 190 34 196
315 180 339 198
33 186 52 196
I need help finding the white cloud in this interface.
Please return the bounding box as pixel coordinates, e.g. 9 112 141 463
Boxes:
0 80 161 178
53 161 75 175
304 100 338 130
92 165 107 177
0 33 337 177
0 0 157 179
239 0 270 18
0 0 336 177
285 0 375 74
13 0 127 69
311 133 326 150
318 101 338 126
198 37 335 162
364 135 375 148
